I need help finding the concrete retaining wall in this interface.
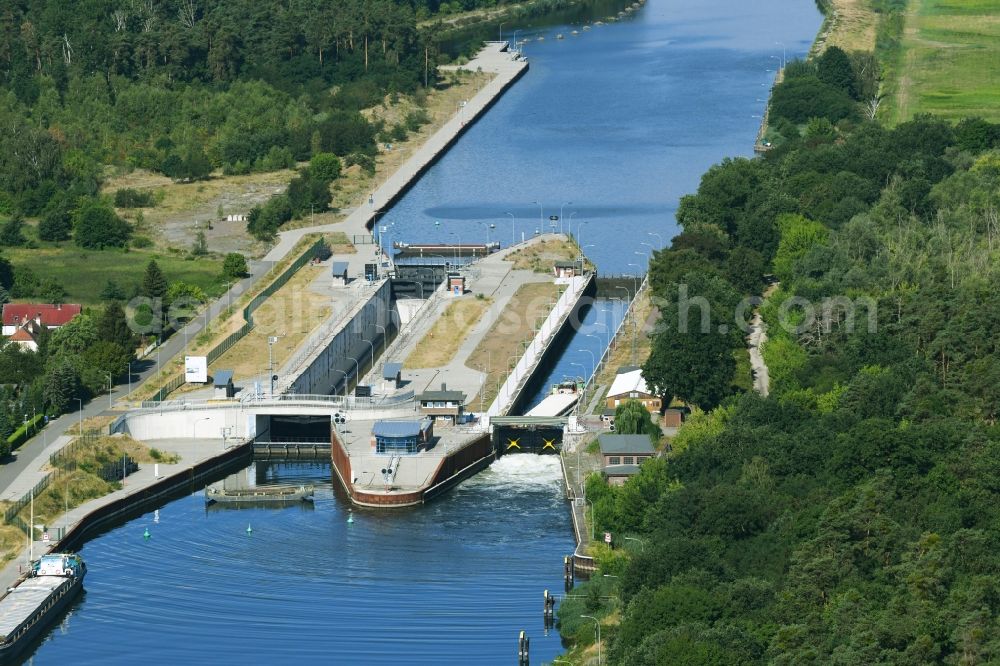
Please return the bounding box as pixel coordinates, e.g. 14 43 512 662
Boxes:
288 279 395 396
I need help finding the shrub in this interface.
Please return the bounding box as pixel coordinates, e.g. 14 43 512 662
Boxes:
113 188 155 208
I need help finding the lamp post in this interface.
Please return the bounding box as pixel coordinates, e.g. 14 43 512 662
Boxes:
579 347 597 379
361 337 375 374
127 361 133 397
648 231 663 249
775 41 786 68
107 373 113 410
505 212 516 247
531 200 543 231
581 615 601 665
627 262 641 295
559 201 572 235
194 416 210 438
267 335 283 397
567 211 577 241
331 368 348 400
499 22 504 42
624 536 646 551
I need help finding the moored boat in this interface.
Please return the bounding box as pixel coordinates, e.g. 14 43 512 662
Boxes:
205 484 315 504
0 553 86 662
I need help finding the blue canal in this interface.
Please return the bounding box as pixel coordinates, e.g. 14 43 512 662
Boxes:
25 0 821 663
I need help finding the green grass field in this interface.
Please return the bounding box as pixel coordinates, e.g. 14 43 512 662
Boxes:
889 0 1000 123
3 245 224 306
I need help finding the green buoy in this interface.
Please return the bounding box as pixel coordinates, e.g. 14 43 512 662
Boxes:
143 528 150 540
246 523 253 535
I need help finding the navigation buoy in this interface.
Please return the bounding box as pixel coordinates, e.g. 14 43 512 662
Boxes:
143 528 150 540
246 523 253 535
347 510 354 524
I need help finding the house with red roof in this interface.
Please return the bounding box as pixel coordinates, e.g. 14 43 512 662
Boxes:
2 303 82 337
3 303 83 351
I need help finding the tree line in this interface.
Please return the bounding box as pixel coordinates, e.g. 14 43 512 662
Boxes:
571 99 1000 662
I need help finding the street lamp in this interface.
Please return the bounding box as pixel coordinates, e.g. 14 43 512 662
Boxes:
624 536 646 551
505 212 516 247
648 231 663 248
567 211 577 240
579 348 596 378
361 337 375 374
559 201 572 235
581 615 601 665
775 41 786 68
267 335 283 397
193 416 210 438
330 368 348 400
106 373 113 410
627 262 641 295
531 200 543 230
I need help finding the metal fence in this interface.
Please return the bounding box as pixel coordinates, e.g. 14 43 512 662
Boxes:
150 237 327 403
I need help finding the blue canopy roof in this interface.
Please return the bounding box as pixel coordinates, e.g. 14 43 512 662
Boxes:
372 419 431 439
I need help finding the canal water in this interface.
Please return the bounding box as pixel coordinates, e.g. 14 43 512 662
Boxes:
28 457 572 665
26 0 821 662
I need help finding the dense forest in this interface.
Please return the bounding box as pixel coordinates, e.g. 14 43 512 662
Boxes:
568 53 1000 663
0 1 522 433
0 0 523 218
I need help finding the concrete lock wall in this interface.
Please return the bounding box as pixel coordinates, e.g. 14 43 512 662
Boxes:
121 407 248 441
289 280 395 396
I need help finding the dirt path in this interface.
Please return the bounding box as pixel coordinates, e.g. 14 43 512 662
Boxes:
747 283 779 398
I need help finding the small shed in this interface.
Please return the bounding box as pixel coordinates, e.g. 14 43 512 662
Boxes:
371 418 434 454
382 362 402 389
448 272 465 296
662 407 687 428
331 261 350 286
213 370 235 398
553 261 577 280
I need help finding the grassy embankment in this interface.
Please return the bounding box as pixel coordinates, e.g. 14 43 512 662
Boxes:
0 435 178 566
466 282 563 408
404 297 493 369
814 0 879 54
506 237 592 273
132 232 350 400
884 0 1000 123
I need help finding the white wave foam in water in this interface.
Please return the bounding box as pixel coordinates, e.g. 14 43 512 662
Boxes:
466 454 563 491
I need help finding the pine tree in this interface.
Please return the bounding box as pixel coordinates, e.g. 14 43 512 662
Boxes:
140 260 168 300
98 301 137 352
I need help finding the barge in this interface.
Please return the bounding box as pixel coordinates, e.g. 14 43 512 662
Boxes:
0 553 86 662
205 484 315 504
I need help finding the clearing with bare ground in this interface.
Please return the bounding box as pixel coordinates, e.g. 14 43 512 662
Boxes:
506 238 588 273
101 70 492 258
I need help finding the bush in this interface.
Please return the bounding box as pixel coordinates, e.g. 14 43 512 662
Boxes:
309 153 342 183
131 235 153 248
222 253 248 279
113 188 155 208
74 199 132 249
345 152 376 174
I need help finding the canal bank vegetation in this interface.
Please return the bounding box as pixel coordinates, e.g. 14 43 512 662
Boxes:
563 106 1000 662
405 296 493 369
0 435 177 565
507 237 591 273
